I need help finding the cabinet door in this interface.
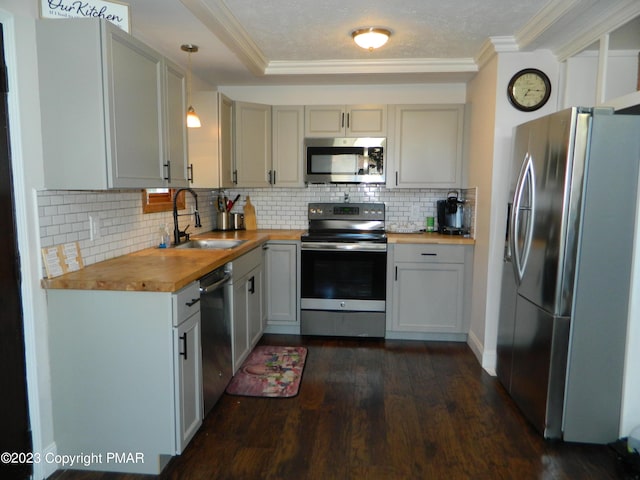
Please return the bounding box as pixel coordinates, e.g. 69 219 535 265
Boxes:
346 105 386 136
106 26 166 188
164 59 188 187
304 105 346 137
392 105 464 188
218 94 235 188
265 243 298 324
174 312 203 453
393 262 464 333
272 106 304 187
187 91 220 188
232 279 249 372
247 266 264 349
235 101 272 187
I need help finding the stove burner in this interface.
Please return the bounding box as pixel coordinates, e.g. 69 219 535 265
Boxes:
304 202 386 243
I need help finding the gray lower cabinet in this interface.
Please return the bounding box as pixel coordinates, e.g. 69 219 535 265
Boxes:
47 282 203 475
264 242 299 332
387 244 472 339
230 247 264 372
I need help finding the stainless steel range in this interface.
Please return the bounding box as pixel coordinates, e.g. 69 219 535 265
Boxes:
300 202 387 337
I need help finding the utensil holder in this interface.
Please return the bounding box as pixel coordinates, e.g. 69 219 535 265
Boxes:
217 212 231 230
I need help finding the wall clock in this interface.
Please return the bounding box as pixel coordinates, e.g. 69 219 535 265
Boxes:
507 68 552 112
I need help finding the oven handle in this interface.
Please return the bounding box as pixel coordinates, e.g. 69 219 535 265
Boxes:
301 242 387 252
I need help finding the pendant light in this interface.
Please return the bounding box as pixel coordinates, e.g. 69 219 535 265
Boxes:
181 44 201 128
352 28 391 51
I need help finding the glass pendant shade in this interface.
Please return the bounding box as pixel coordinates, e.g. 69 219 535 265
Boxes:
186 106 201 128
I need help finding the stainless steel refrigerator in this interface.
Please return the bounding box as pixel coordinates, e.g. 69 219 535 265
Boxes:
496 107 640 444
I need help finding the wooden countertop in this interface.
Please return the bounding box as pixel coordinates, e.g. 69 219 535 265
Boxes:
41 229 473 293
41 230 304 293
386 232 475 245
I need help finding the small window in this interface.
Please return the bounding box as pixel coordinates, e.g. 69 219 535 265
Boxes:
142 189 185 214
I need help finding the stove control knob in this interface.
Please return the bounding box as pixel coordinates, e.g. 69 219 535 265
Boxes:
340 302 346 308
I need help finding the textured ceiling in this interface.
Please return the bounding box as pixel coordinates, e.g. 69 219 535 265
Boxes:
122 0 640 86
223 0 547 60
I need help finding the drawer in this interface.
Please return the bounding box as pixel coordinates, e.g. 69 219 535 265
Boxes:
172 281 201 326
393 244 465 264
229 246 263 281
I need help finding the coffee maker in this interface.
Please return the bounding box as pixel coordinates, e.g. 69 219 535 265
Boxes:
437 191 468 235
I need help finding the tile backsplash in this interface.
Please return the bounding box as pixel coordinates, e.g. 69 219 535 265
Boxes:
37 184 475 271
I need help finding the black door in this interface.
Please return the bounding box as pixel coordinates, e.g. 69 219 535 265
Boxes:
0 23 32 480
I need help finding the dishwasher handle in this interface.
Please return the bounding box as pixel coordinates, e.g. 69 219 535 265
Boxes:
200 272 231 294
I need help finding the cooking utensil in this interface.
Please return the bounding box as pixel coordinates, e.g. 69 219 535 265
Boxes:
228 194 240 212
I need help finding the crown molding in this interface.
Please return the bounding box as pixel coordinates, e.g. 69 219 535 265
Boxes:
180 0 268 76
515 0 581 49
553 0 640 61
264 58 478 76
475 36 519 68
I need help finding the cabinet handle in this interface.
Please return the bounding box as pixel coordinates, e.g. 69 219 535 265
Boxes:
421 253 437 256
341 112 345 128
249 276 255 294
395 171 398 186
346 113 350 128
180 333 188 360
188 163 194 183
233 170 238 184
186 298 200 307
272 170 276 185
268 170 273 184
164 160 171 183
395 266 397 281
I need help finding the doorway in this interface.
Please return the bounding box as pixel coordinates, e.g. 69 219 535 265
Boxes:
0 23 32 480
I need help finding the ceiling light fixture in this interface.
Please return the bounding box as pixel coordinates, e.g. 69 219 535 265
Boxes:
181 44 201 128
352 27 391 51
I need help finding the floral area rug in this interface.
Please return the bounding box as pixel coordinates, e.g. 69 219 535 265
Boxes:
225 346 307 398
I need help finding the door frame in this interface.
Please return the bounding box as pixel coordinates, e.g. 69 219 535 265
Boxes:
0 9 53 480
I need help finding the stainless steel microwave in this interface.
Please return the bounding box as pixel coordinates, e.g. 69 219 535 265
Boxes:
304 137 386 184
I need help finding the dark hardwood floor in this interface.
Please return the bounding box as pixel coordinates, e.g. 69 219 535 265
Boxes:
49 335 628 480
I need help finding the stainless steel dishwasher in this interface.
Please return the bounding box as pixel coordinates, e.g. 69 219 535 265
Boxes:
199 265 233 416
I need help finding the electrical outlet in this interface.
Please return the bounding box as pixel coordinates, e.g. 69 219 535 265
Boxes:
410 204 421 219
89 215 101 241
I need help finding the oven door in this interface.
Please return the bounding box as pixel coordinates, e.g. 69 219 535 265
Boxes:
300 243 386 312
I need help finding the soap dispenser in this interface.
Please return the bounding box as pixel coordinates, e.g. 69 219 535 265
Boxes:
159 223 171 248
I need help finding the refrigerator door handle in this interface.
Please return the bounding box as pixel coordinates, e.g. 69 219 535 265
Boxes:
511 154 535 283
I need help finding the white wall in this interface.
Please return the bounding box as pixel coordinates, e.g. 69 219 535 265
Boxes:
465 55 498 365
0 2 56 479
219 83 466 105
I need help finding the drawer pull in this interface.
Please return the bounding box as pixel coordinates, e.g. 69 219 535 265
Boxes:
421 253 437 256
185 298 200 307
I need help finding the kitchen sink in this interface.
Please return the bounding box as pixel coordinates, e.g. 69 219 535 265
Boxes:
174 239 247 250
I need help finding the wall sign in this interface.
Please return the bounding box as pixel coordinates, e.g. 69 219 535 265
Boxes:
39 0 131 33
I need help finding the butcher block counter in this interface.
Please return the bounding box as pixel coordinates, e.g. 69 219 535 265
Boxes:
41 229 473 293
41 229 305 293
386 232 475 245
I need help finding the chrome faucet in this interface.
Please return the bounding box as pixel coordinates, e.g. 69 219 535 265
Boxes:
173 188 202 245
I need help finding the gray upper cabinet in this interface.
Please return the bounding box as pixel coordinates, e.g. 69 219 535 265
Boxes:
234 101 272 187
37 18 187 190
389 104 464 188
272 106 304 187
218 93 235 189
304 105 387 137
